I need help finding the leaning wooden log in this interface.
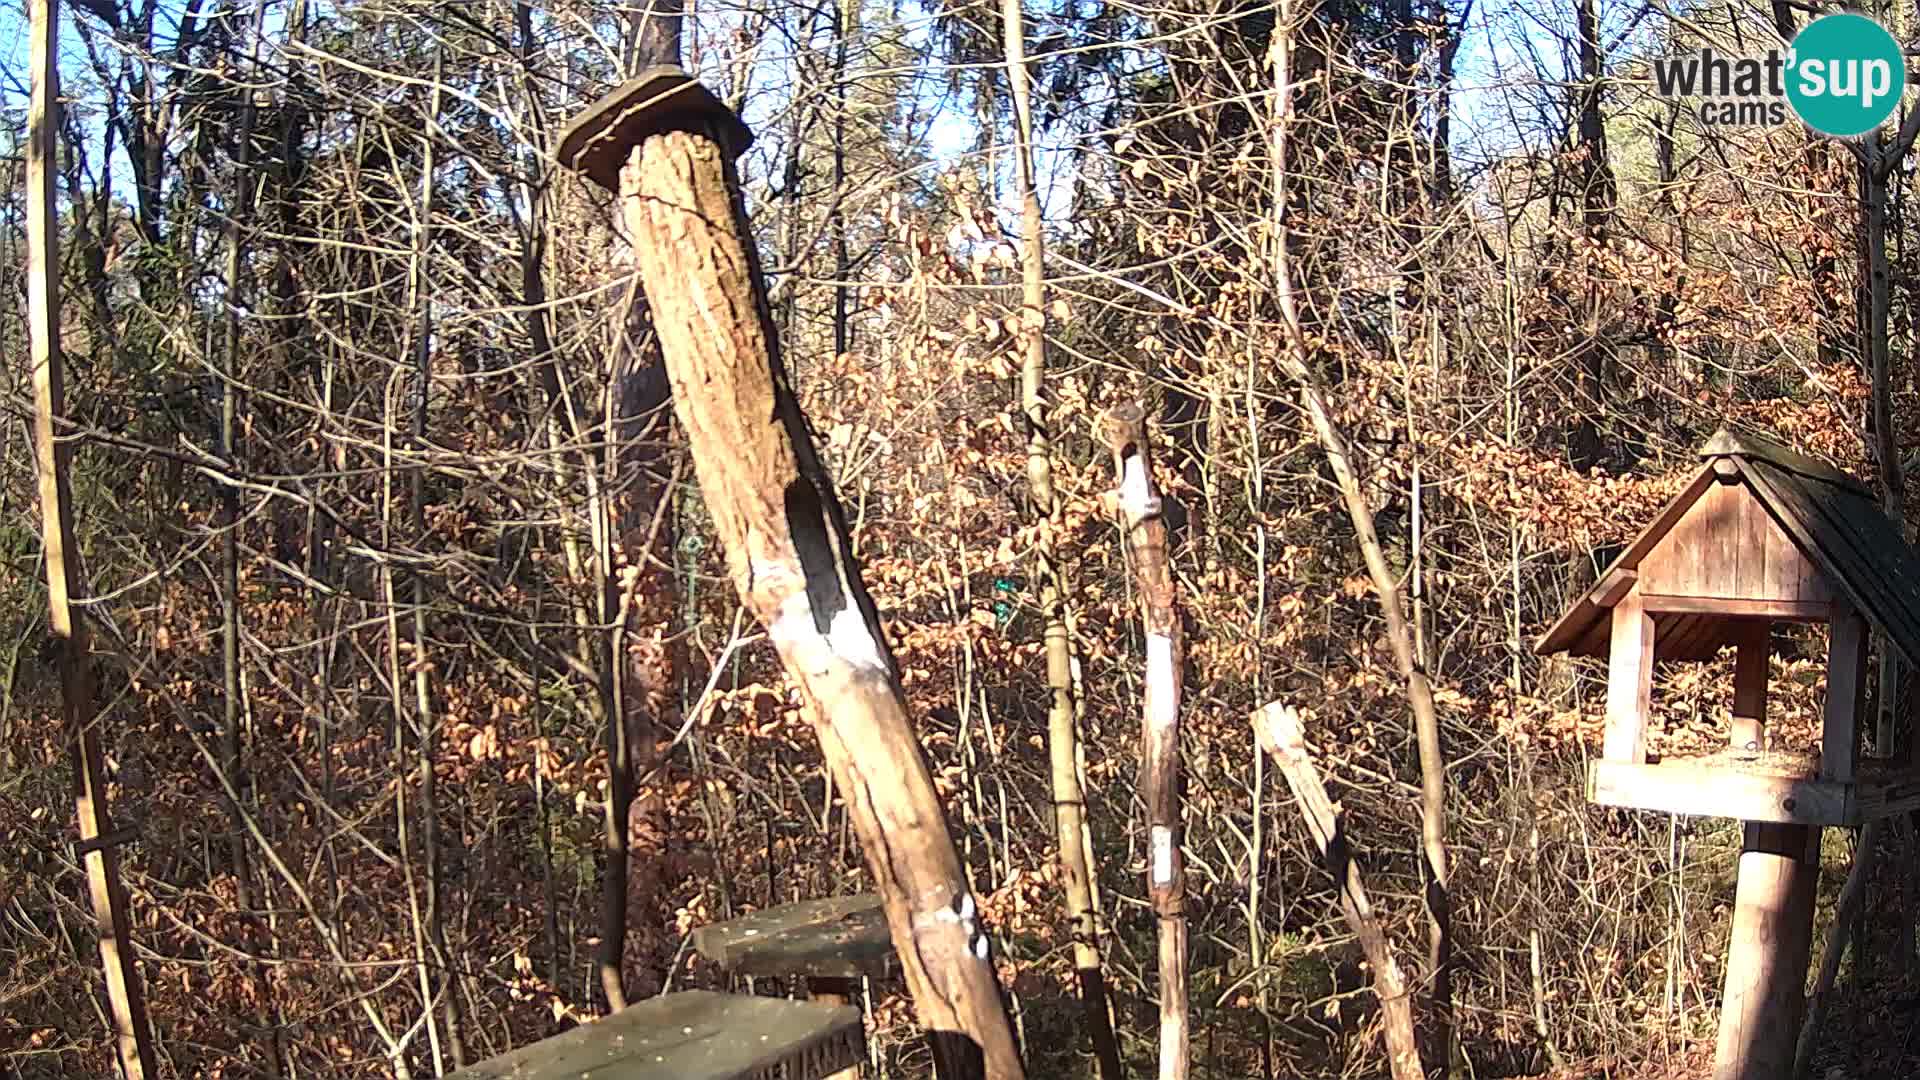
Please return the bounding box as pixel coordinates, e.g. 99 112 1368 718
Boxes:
558 69 1026 1080
27 3 158 1077
1252 703 1422 1080
1102 403 1188 1080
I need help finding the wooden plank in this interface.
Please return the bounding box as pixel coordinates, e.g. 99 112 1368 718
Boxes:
1738 459 1874 617
1655 612 1721 662
1742 459 1920 670
1761 493 1829 604
448 991 863 1080
555 67 753 188
1850 774 1920 821
804 979 864 1080
1728 478 1758 595
1638 595 1831 621
1731 621 1770 752
1652 612 1698 661
691 895 896 980
1603 592 1655 764
1815 484 1920 665
1586 761 1850 825
1535 464 1718 657
1593 568 1637 607
1637 482 1713 596
1700 427 1873 496
1824 601 1867 784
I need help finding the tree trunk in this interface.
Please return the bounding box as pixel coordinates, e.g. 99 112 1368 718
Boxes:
216 7 286 1071
1104 404 1188 1080
1794 821 1880 1078
406 47 466 1065
1001 0 1124 1074
612 121 1026 1079
28 3 160 1073
1270 4 1450 1068
613 3 686 1003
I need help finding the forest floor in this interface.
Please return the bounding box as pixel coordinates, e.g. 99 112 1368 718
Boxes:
1543 967 1920 1079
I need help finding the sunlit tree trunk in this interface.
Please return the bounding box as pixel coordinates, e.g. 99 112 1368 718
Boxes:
1001 0 1124 1074
28 3 159 1073
1104 405 1188 1080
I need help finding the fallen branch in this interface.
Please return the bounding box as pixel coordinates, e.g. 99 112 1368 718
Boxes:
1252 702 1423 1080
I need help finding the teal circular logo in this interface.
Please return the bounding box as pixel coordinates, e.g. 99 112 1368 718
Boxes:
1787 14 1906 137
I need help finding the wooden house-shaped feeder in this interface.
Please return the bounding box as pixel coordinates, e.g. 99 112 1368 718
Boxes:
1537 429 1920 822
1536 428 1920 1079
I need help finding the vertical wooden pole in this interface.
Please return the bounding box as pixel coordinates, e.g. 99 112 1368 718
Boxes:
1824 602 1867 783
1103 403 1188 1080
574 77 1026 1078
1000 0 1123 1069
1714 612 1819 1079
1713 822 1819 1080
1603 592 1655 763
28 2 159 1075
1730 621 1769 752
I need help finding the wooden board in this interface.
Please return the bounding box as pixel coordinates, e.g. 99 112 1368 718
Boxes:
692 895 896 980
1636 480 1830 606
1603 592 1654 763
1587 758 1920 826
1536 463 1719 658
448 991 862 1080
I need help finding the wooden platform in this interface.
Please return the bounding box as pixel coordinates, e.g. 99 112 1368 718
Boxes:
448 991 862 1080
1588 751 1920 826
692 894 896 980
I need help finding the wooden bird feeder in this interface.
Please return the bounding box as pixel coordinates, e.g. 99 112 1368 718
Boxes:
1536 428 1920 1079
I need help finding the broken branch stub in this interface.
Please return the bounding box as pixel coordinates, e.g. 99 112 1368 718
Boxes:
1251 703 1423 1080
559 78 1024 1080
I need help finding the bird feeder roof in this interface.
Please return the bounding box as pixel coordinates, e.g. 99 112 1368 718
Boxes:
1534 428 1920 666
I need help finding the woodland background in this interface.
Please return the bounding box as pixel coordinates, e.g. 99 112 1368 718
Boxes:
5 0 1920 1076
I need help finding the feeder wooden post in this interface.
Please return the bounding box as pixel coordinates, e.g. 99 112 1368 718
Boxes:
1713 823 1819 1080
1602 592 1654 763
557 71 1025 1080
1730 621 1767 751
1102 403 1188 1080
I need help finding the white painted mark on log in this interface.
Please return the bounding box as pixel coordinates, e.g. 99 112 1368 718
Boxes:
923 892 991 964
1151 824 1174 885
765 585 890 677
1145 632 1177 730
827 604 891 675
1120 453 1161 521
